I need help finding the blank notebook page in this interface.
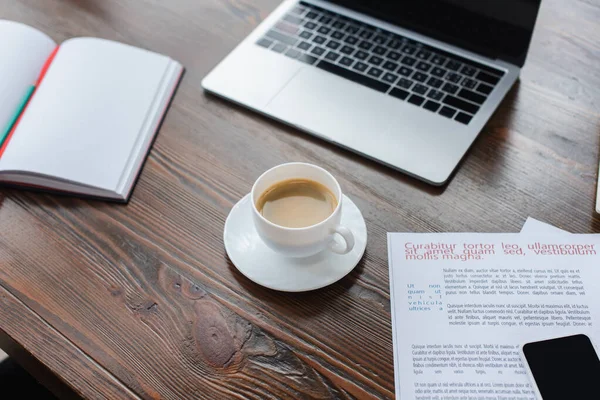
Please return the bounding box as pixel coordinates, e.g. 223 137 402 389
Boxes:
0 38 171 191
0 21 55 131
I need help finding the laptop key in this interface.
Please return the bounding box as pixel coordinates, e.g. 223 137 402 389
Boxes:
266 30 298 46
383 72 399 84
296 53 318 65
359 30 373 39
423 100 441 112
388 38 402 49
416 61 431 72
332 30 345 40
284 14 303 25
390 88 410 100
344 36 359 45
427 89 444 101
439 106 456 118
388 51 401 61
368 55 383 66
344 36 358 44
345 25 359 34
367 67 383 78
339 56 354 67
300 31 312 40
297 41 311 51
257 38 273 48
311 46 326 56
332 21 346 29
353 61 368 72
443 94 480 114
461 65 477 76
427 77 443 88
431 67 446 78
285 48 301 59
408 94 425 106
314 35 326 44
397 78 413 89
442 82 459 94
325 51 340 61
446 60 461 71
383 61 399 71
416 50 431 60
318 26 331 35
458 88 486 104
373 35 387 44
462 78 478 89
401 56 416 67
476 71 501 85
306 11 318 19
398 66 412 76
317 60 391 92
355 50 369 60
359 41 373 50
476 83 493 95
413 72 427 82
326 40 341 50
430 55 446 65
401 45 416 55
447 72 461 83
319 16 333 24
373 46 387 55
340 45 354 55
413 84 428 95
304 21 317 30
455 112 473 124
276 21 300 36
272 43 288 53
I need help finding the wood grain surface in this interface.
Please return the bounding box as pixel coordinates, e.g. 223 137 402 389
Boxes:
1 0 600 398
0 284 139 399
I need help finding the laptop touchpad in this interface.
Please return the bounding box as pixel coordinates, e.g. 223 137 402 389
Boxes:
265 67 395 143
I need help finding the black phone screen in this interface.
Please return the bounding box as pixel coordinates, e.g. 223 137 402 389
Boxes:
523 334 600 399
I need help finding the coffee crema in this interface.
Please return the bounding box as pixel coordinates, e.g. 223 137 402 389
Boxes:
256 179 338 228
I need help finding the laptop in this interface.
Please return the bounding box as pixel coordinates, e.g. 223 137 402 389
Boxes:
202 0 542 185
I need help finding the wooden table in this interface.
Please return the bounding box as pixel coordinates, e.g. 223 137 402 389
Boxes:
1 0 599 398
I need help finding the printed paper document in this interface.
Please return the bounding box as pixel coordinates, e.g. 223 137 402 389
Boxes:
388 233 600 400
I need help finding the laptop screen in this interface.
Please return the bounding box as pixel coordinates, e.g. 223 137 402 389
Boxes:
323 0 541 67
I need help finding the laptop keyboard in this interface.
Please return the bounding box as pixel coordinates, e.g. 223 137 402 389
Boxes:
256 2 505 125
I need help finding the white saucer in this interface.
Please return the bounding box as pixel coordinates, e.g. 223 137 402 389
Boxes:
224 194 367 292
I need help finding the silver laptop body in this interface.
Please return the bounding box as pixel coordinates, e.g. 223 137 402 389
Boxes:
203 0 540 184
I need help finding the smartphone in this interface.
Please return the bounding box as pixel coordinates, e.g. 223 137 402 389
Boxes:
521 334 600 399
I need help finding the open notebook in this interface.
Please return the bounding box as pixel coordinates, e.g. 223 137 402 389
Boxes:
0 20 183 202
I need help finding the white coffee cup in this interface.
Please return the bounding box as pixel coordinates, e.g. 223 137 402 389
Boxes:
251 163 355 258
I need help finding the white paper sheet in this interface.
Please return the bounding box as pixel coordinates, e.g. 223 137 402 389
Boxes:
520 218 568 235
388 233 600 400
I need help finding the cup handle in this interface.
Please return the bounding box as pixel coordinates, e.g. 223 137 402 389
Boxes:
328 225 355 255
